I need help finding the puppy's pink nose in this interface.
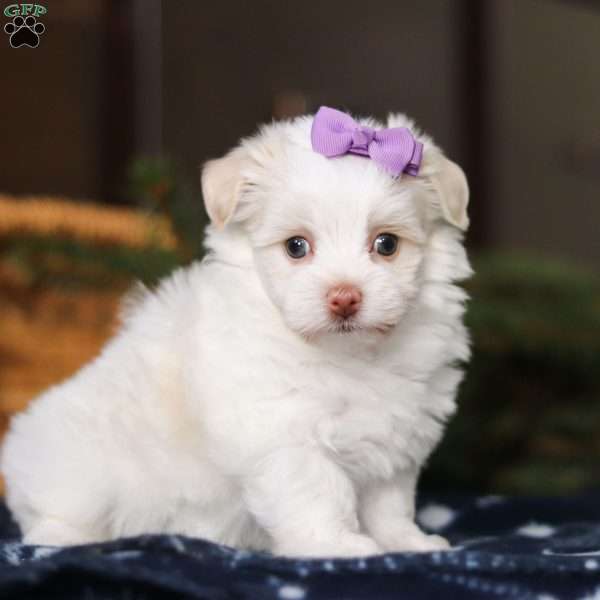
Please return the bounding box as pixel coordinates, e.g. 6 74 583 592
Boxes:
327 285 362 318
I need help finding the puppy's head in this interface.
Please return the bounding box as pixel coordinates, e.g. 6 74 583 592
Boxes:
201 111 468 341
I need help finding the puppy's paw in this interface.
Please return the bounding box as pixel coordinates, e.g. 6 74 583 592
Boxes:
275 532 381 558
335 533 382 557
374 523 451 553
401 532 451 553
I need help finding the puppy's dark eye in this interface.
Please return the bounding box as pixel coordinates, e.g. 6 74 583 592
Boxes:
285 236 311 259
373 233 399 257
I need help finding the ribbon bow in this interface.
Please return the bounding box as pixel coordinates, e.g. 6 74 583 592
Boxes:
310 106 423 178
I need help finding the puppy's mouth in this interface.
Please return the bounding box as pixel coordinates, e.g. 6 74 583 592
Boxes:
329 317 395 336
331 317 359 334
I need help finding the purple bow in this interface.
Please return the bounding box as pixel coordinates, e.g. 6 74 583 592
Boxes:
310 106 423 178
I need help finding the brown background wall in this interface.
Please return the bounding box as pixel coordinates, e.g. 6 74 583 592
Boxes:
162 0 465 175
0 1 108 200
1 0 599 266
488 0 600 264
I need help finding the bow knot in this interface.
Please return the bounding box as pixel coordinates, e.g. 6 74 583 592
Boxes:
310 106 423 178
351 126 375 151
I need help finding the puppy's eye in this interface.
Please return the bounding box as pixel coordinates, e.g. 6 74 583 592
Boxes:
285 236 311 259
373 233 399 257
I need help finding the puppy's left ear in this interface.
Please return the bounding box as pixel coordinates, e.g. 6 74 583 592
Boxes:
427 156 470 231
201 147 247 229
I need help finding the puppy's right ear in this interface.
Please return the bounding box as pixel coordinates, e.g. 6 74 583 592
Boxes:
201 147 247 229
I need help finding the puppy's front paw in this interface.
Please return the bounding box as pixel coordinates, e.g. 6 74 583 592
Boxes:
335 533 382 557
276 532 381 558
375 523 451 553
404 532 450 552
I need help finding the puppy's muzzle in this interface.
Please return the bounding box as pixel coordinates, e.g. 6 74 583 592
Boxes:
327 285 362 318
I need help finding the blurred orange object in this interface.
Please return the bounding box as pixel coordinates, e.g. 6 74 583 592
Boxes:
0 194 178 250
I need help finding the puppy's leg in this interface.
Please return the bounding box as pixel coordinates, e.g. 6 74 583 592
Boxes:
359 470 450 552
244 447 380 557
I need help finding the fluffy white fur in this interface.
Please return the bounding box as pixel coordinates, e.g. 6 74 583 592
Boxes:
1 110 472 557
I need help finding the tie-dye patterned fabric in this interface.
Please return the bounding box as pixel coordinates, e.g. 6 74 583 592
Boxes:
1 495 600 599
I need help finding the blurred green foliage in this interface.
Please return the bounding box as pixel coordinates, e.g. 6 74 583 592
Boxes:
422 254 600 495
1 235 180 290
127 157 206 259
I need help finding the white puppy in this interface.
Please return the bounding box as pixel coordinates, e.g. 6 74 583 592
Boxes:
1 109 471 557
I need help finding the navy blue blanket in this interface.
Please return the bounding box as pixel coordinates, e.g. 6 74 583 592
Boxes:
1 495 600 599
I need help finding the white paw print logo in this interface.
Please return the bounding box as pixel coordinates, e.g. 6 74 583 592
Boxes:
4 15 45 48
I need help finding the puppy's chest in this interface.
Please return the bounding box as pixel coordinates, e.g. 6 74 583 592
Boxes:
307 367 430 480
